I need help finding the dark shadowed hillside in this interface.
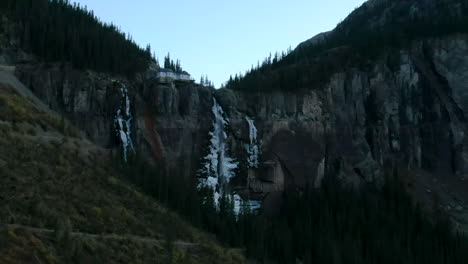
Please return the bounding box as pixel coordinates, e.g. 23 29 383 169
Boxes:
1 0 468 263
0 67 245 263
0 0 154 76
226 0 468 92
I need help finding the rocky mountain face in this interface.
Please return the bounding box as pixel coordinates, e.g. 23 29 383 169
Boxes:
12 63 216 179
10 34 468 216
2 1 468 226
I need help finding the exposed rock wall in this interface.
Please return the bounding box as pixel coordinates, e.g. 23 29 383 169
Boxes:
212 36 468 216
13 64 215 179
10 35 468 219
135 81 214 178
15 63 122 147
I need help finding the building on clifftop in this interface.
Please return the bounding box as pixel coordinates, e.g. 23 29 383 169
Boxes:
156 68 192 83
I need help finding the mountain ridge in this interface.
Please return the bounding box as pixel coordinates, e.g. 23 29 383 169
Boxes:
2 0 468 262
0 67 246 263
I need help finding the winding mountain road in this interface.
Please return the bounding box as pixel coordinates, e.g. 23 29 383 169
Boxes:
0 65 56 115
2 224 197 249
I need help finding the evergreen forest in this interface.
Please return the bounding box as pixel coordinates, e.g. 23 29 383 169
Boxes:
120 156 468 264
0 0 154 76
226 0 468 92
1 0 468 263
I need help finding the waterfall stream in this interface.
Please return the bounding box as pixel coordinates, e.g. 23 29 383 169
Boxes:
198 98 238 208
199 99 262 214
245 116 259 168
114 83 134 162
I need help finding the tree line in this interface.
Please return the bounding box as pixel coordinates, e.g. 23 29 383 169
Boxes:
116 152 468 263
0 0 154 76
226 0 468 92
163 53 184 73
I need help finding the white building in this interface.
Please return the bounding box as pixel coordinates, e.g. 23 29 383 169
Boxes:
156 68 191 83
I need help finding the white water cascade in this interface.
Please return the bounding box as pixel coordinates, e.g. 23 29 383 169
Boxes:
114 84 135 162
198 98 238 208
198 99 263 214
245 116 259 168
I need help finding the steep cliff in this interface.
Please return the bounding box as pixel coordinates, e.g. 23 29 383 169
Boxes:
215 35 468 225
220 36 468 186
0 72 247 263
11 63 215 177
6 36 468 227
3 0 468 229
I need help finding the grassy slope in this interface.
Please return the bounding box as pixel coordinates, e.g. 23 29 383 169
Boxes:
0 83 246 264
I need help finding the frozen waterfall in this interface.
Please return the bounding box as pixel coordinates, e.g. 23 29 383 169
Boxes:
198 98 238 208
114 84 134 162
245 116 259 168
198 99 263 214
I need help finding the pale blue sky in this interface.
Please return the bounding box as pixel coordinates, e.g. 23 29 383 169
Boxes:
73 0 367 86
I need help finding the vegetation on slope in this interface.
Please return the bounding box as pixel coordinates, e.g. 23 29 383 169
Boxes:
0 83 246 264
0 0 154 76
2 0 468 262
226 0 468 92
242 179 468 263
123 153 468 264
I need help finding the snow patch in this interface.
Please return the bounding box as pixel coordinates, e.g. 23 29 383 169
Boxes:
232 194 242 216
233 195 262 215
244 200 262 212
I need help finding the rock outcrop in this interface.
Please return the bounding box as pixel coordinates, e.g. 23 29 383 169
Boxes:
10 34 468 193
15 63 123 146
5 30 468 228
135 80 214 178
211 36 468 223
13 63 216 179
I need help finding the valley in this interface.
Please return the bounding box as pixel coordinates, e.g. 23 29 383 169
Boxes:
2 0 468 263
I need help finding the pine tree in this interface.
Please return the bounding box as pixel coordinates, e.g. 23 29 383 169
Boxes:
164 53 171 69
175 60 182 72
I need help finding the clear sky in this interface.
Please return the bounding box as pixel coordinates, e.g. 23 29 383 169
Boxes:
72 0 367 87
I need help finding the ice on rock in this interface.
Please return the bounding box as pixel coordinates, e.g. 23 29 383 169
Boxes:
246 117 257 143
198 100 263 214
245 200 262 211
232 195 262 215
200 98 238 181
198 99 239 209
114 84 134 162
245 116 259 168
232 194 242 216
213 191 221 208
